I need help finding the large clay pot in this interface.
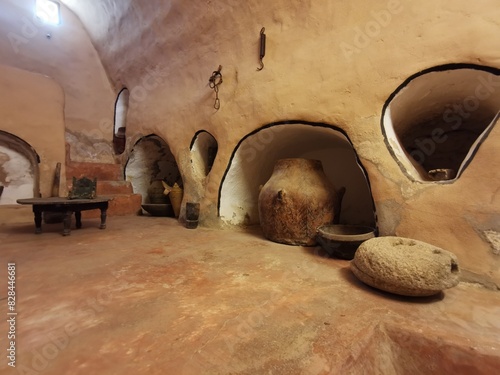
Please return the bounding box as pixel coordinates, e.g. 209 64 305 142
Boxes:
258 158 337 246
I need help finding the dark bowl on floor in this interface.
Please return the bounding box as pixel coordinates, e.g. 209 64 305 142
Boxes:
141 204 174 217
317 224 376 260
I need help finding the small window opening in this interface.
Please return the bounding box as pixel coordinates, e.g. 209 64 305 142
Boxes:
36 0 61 25
113 88 129 155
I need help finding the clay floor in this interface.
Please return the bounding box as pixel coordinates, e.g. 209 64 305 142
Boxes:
1 211 500 375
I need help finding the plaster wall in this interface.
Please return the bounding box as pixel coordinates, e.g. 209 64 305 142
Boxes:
0 145 34 204
0 63 66 198
0 0 116 163
219 124 375 227
51 0 500 284
125 136 181 205
191 131 218 178
384 67 500 181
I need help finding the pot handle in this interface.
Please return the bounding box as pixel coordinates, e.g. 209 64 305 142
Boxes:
277 189 286 202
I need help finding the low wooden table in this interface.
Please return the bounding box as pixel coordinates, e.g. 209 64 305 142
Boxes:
17 197 111 236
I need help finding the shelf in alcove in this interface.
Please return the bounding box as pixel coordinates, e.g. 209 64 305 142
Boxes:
382 65 500 182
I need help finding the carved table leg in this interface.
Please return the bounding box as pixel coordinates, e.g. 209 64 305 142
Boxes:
75 211 82 229
34 209 42 234
99 207 107 229
63 211 72 236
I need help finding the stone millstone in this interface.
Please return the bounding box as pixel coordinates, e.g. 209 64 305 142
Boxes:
350 236 460 297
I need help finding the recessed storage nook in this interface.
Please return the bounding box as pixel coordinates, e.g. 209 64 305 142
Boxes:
190 130 218 177
0 131 39 204
218 122 377 228
382 65 500 182
125 135 182 206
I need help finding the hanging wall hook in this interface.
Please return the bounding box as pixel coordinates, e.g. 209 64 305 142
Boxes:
257 27 266 71
208 65 223 110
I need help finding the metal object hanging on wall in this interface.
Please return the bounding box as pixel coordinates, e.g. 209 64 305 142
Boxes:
208 65 223 110
257 27 266 71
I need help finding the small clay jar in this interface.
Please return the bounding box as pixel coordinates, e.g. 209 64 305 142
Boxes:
258 158 337 246
147 180 169 204
169 183 183 218
185 202 200 229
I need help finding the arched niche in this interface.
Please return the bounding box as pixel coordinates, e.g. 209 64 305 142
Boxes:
190 130 218 177
218 122 376 227
382 64 500 182
124 135 182 204
113 88 129 155
0 131 40 204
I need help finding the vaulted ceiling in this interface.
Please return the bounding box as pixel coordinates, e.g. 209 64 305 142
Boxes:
59 0 273 89
60 0 178 88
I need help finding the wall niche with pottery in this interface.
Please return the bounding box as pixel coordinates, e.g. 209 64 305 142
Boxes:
219 121 377 228
125 134 182 206
382 64 500 183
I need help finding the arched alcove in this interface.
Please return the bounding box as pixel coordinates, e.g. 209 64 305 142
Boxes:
124 135 182 204
0 131 40 204
382 64 500 182
113 88 129 155
218 122 376 227
190 130 218 177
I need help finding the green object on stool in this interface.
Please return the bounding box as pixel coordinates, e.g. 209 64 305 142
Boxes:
68 177 97 199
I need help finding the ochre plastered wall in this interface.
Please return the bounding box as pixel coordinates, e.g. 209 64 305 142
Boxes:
0 64 66 198
0 0 116 163
68 0 499 284
1 0 498 284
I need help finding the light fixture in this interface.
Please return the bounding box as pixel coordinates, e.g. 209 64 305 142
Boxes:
35 0 61 25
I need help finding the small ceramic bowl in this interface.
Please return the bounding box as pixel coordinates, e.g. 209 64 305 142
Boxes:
317 224 376 260
141 204 174 217
428 168 456 181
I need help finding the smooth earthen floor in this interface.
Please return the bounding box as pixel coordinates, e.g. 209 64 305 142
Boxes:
1 215 500 374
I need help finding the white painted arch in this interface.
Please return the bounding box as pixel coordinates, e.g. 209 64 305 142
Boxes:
190 130 218 177
219 122 376 227
0 131 40 204
383 64 500 182
125 135 181 204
